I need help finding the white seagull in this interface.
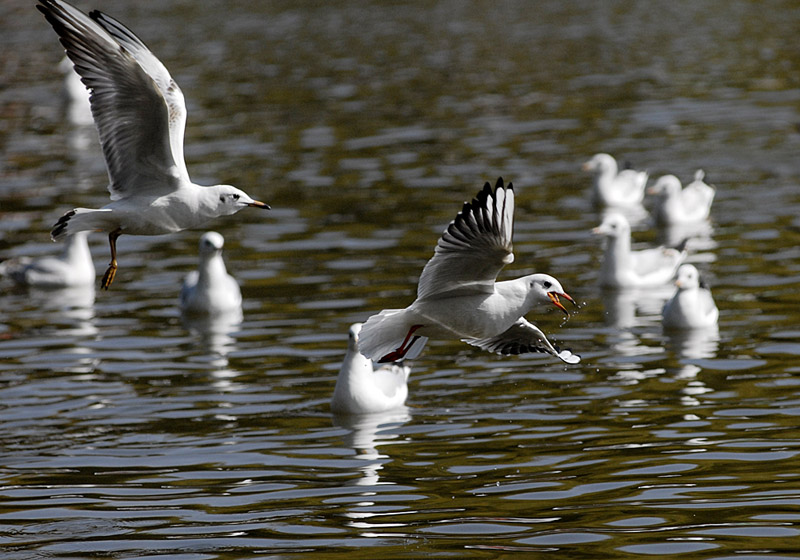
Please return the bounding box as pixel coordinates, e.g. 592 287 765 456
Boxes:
358 178 580 365
38 0 269 290
593 212 686 288
649 170 715 225
583 153 648 208
0 231 94 288
180 231 242 316
662 264 719 329
331 323 413 415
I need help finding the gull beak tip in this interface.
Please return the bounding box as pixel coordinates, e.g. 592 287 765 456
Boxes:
548 292 570 317
561 291 580 309
248 200 271 210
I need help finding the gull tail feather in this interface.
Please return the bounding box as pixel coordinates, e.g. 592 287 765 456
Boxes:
358 309 427 362
51 208 112 240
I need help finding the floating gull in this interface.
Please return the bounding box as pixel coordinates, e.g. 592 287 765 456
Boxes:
593 212 685 288
649 170 715 225
662 264 719 329
358 178 580 365
38 0 270 290
331 323 413 415
0 231 94 288
583 153 648 208
180 231 242 317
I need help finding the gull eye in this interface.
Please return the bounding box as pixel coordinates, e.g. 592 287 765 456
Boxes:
543 281 552 289
232 194 240 201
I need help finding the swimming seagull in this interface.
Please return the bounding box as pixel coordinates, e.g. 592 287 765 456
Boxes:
649 170 715 225
0 231 94 288
593 212 686 288
358 178 580 365
583 153 649 208
37 0 270 290
662 264 719 329
180 231 243 316
331 323 413 415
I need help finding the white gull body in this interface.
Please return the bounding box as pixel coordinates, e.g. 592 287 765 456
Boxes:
331 323 412 415
583 153 649 208
358 178 580 365
593 212 686 288
649 170 715 225
38 0 269 290
0 231 94 288
180 232 242 316
662 264 719 329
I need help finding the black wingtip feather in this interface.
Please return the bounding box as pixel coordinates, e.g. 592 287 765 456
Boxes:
434 175 515 257
673 237 690 253
455 176 513 231
471 177 508 210
51 209 76 239
496 339 578 363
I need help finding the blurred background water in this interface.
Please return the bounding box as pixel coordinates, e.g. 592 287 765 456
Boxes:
2 1 800 558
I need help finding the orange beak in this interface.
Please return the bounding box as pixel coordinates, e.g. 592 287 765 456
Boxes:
247 200 271 209
548 291 577 316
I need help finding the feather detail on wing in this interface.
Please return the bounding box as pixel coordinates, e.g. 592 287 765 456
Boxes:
90 9 189 182
417 178 515 300
37 0 186 199
464 318 581 364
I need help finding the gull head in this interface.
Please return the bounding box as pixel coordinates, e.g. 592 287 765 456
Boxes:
648 175 682 197
675 264 701 290
348 322 364 351
526 274 577 316
212 185 271 216
198 231 225 257
582 153 616 175
592 212 630 239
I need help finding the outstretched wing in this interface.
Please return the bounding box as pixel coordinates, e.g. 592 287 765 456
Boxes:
38 0 189 200
90 8 189 182
464 318 580 364
417 178 515 300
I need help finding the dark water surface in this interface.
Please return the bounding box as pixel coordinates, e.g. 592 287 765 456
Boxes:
2 1 800 558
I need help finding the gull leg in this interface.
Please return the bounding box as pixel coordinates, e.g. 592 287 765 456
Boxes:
101 228 122 290
378 324 423 363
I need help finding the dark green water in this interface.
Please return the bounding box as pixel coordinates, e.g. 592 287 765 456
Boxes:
2 1 800 558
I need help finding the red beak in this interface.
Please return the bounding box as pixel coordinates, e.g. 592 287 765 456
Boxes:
548 291 577 316
247 200 271 209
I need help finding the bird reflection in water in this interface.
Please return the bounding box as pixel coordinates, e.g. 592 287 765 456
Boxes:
181 309 242 388
601 285 675 357
332 407 411 514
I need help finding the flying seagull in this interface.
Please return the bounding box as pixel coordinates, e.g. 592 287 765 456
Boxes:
358 178 580 365
38 0 270 289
